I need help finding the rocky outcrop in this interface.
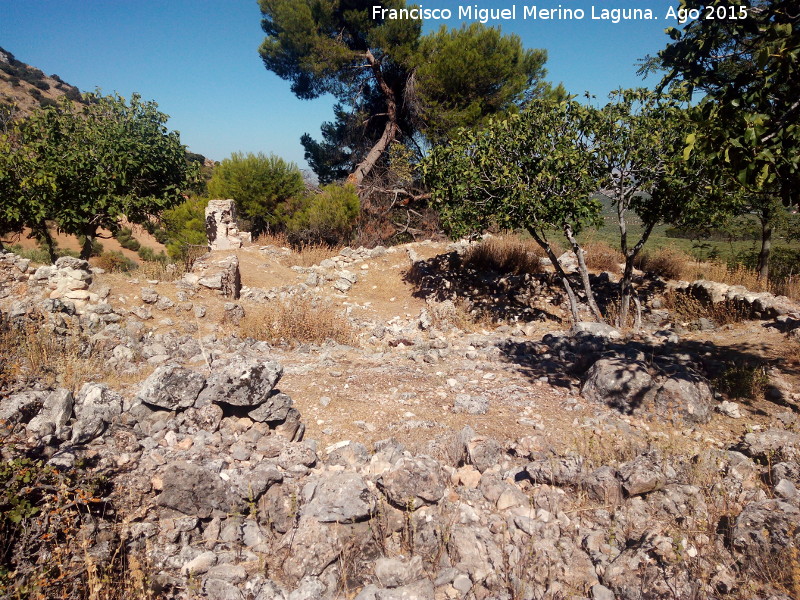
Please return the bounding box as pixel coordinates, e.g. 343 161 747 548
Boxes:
674 279 799 319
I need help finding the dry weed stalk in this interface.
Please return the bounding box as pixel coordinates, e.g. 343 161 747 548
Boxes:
662 290 751 326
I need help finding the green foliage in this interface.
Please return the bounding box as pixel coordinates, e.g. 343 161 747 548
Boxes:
282 183 360 244
715 361 770 400
423 99 600 240
207 152 304 235
587 89 719 323
260 1 560 184
137 245 168 263
114 226 141 251
0 440 114 599
6 243 78 264
414 23 562 143
658 0 799 203
423 99 603 320
160 196 209 260
0 92 197 261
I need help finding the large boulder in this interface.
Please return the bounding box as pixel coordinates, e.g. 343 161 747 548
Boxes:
738 429 800 462
71 383 123 443
732 499 800 557
26 388 73 439
652 368 714 424
137 364 206 410
197 357 283 408
156 461 240 518
581 358 655 413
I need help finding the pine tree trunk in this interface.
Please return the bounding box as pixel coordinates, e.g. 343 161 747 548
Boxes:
350 49 400 186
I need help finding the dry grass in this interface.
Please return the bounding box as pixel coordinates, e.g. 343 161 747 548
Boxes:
583 241 623 273
134 260 186 282
462 235 545 275
239 296 356 346
0 317 104 393
426 298 493 332
636 247 693 281
256 232 340 267
662 289 751 326
683 261 767 291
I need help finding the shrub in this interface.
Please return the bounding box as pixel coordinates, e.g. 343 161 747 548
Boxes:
714 361 769 399
136 245 168 263
462 234 543 275
207 152 304 236
239 296 355 346
283 183 360 246
95 250 137 272
0 438 122 600
160 196 209 260
114 227 141 251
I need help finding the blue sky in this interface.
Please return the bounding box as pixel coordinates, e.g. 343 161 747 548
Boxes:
0 1 679 170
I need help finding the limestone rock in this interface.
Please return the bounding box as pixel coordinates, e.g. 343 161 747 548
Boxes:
582 358 655 413
197 357 283 407
379 456 447 509
137 364 206 411
302 472 376 523
156 461 239 518
71 383 123 444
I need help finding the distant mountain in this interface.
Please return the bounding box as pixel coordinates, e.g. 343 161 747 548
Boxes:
0 46 87 117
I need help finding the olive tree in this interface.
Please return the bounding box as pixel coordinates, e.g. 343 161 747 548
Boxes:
422 99 603 322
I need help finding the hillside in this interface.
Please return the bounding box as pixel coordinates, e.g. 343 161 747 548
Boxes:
0 46 86 117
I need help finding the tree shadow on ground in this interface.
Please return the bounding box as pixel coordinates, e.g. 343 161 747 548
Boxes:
496 332 799 416
404 250 563 323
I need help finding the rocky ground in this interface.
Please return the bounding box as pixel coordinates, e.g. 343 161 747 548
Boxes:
1 239 799 600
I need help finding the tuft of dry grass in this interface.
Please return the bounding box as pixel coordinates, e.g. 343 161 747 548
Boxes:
636 247 692 281
256 232 340 267
462 235 545 275
583 241 623 273
662 289 751 326
426 298 493 332
686 261 767 291
134 259 186 282
0 317 104 393
239 296 356 346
